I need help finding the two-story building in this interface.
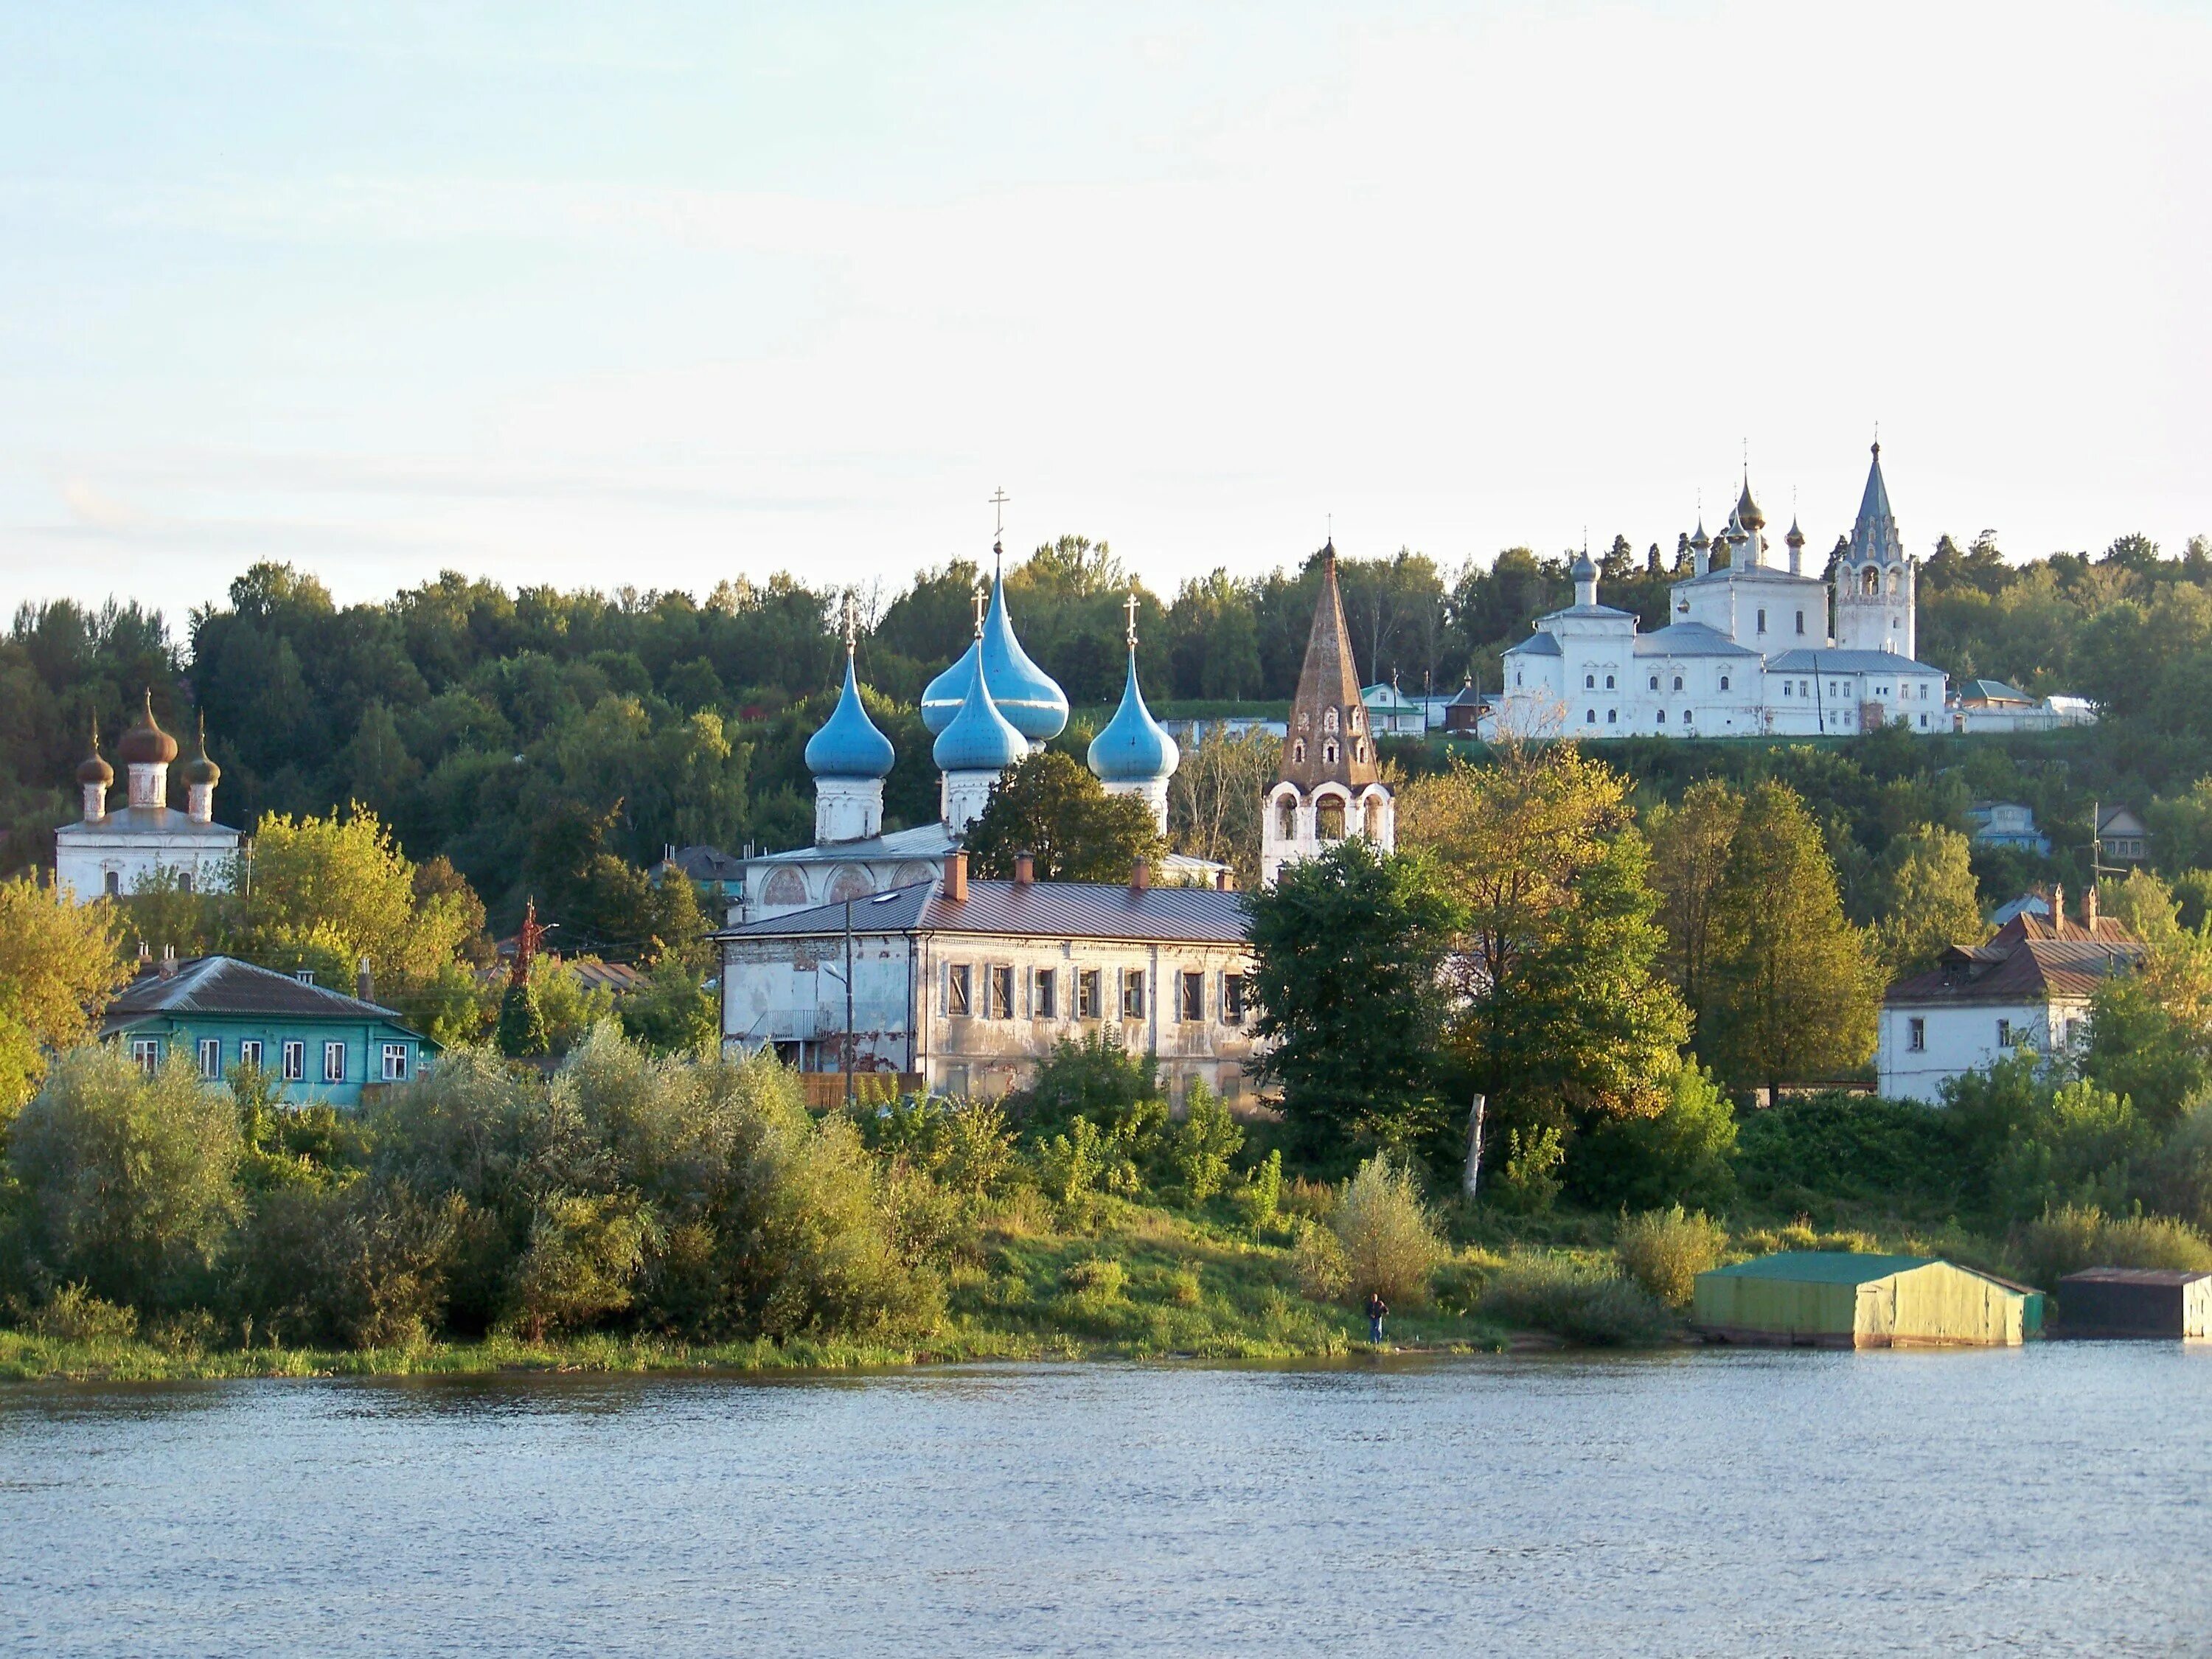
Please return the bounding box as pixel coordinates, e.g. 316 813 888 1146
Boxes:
717 852 1256 1107
100 954 438 1107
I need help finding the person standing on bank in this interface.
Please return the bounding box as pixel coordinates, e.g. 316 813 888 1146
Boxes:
1366 1291 1388 1346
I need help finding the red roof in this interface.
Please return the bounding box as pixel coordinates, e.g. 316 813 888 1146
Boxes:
1887 921 2144 1009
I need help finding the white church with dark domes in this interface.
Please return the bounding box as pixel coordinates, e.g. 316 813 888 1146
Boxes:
1493 445 1948 740
56 692 242 902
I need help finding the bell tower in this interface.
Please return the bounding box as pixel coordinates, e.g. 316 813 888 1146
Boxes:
1833 442 1916 658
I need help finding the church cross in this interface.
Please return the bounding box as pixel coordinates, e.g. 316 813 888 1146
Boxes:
989 486 1009 539
841 592 858 655
973 584 987 639
1124 588 1140 648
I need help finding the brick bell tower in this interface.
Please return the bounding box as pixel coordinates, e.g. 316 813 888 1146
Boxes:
1260 539 1396 886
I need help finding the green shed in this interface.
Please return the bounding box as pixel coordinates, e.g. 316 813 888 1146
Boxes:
1693 1252 2030 1349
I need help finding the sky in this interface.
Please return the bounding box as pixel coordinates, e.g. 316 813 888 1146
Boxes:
1 1 2208 630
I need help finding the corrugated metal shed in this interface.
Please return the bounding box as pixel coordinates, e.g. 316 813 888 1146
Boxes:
2057 1268 2212 1338
1693 1252 2030 1349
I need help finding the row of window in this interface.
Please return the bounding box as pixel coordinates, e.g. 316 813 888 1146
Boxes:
1290 735 1368 767
1902 1016 2081 1054
126 1036 411 1083
1750 608 1809 636
1588 672 1733 694
1275 797 1386 841
99 871 198 897
947 964 1251 1026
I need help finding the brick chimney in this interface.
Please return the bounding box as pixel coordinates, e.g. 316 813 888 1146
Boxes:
1214 869 1236 891
1130 858 1150 893
1014 851 1034 886
943 850 967 902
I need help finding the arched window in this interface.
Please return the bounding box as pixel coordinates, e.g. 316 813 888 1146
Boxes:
1323 741 1339 765
1863 567 1880 596
1363 796 1384 839
1585 709 1596 724
1293 740 1306 764
1354 738 1366 760
1682 709 1694 723
1316 798 1346 840
1276 799 1295 839
1324 707 1339 733
1672 675 1683 692
1297 710 1310 730
1756 608 1767 633
1606 709 1617 723
1585 673 1596 689
1514 672 1523 688
1349 709 1362 731
1719 675 1731 692
1656 709 1667 724
1795 610 1806 634
1604 674 1615 689
1648 675 1659 691
1887 568 1901 595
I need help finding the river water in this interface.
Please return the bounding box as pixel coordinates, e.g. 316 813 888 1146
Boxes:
3 1343 2207 1657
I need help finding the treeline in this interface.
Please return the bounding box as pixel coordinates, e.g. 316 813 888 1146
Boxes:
3 524 2210 934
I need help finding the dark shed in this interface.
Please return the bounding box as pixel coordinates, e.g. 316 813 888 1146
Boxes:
2056 1268 2212 1338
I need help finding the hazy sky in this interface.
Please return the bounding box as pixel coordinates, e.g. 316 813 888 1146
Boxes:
2 1 2206 628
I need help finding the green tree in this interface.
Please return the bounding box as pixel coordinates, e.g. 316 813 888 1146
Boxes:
1702 782 1885 1100
1401 747 1688 1127
0 879 132 1121
7 1046 243 1312
618 959 719 1057
1566 1062 1738 1212
1647 779 1744 1022
497 977 551 1057
1874 824 1987 976
962 751 1164 883
1245 838 1463 1161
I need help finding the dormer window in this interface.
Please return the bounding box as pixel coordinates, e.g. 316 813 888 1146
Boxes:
1323 741 1339 765
1298 711 1310 730
1293 740 1306 764
1349 709 1362 731
1324 708 1339 734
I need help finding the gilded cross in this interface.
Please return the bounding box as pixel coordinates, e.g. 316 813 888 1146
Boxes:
841 591 858 655
1124 588 1139 648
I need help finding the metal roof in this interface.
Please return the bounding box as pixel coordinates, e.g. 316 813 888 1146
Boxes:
1671 563 1824 590
1762 647 1941 674
1702 1251 1933 1284
1632 622 1761 658
56 807 241 840
2060 1267 2212 1286
1502 631 1562 656
1885 936 2141 1007
102 955 411 1029
716 877 1251 946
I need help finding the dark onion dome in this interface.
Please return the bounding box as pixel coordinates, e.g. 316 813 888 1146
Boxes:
932 647 1027 773
920 638 980 736
116 688 178 766
75 716 112 787
1690 518 1710 550
1088 647 1178 784
976 569 1068 743
804 653 896 779
183 715 220 787
1736 481 1764 531
1570 551 1599 582
1785 515 1806 549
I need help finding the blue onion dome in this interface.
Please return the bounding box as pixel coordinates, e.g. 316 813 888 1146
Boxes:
1088 647 1178 784
933 650 1027 773
978 572 1068 742
1571 552 1598 582
804 653 895 779
920 639 979 735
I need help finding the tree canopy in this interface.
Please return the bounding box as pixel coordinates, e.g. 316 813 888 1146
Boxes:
961 751 1164 883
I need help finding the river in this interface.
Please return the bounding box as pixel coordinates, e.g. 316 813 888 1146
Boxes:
3 1343 2207 1656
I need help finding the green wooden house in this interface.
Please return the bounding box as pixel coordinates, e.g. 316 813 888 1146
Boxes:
100 956 438 1108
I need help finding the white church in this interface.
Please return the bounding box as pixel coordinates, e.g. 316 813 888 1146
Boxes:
1495 445 1948 740
56 693 240 902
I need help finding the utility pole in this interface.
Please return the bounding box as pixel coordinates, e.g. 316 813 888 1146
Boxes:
844 897 855 1107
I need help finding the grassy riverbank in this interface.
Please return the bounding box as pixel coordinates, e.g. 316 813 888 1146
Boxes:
0 1204 1528 1383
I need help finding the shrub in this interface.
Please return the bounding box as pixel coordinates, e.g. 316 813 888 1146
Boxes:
1016 1031 1158 1137
1234 1150 1284 1236
2007 1204 2108 1290
1332 1153 1444 1307
503 1194 658 1341
2098 1214 2212 1272
1292 1219 1351 1301
1475 1255 1676 1346
17 1282 139 1343
1279 1175 1337 1222
1569 1065 1737 1212
2140 1104 2212 1232
233 1179 466 1349
1487 1126 1565 1214
7 1047 242 1312
1162 1267 1202 1307
1060 1256 1126 1299
1614 1206 1728 1307
1172 1081 1243 1203
1734 1091 1965 1210
1989 1079 2154 1222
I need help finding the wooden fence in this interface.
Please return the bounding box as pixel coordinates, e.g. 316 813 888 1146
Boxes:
799 1072 927 1110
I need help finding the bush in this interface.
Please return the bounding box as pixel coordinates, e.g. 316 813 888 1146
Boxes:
1172 1081 1243 1203
2008 1206 2212 1290
1016 1031 1158 1136
1614 1206 1728 1307
504 1194 657 1340
1332 1153 1444 1307
2098 1214 2212 1272
1733 1091 1966 1211
1292 1219 1351 1301
1234 1150 1284 1236
1279 1175 1337 1222
2140 1104 2212 1232
1487 1126 1565 1214
1060 1256 1126 1300
6 1047 242 1312
233 1179 465 1349
1989 1079 2154 1222
15 1282 139 1343
1475 1255 1676 1346
1569 1065 1738 1212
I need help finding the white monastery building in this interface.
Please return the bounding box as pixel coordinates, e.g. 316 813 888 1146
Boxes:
56 694 241 902
1495 445 1948 740
1876 892 2143 1104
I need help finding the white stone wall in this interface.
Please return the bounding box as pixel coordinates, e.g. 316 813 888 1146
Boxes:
1877 998 2087 1104
55 830 239 904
